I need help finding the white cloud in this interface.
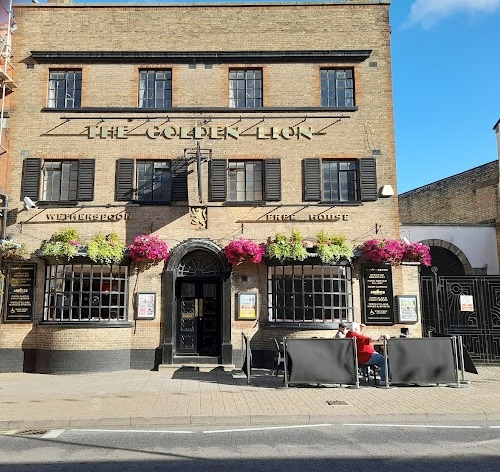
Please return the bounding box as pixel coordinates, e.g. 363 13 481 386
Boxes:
408 0 500 28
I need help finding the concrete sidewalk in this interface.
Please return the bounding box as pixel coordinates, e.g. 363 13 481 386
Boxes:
0 365 499 430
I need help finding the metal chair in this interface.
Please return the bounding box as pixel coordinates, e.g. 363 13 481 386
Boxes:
272 338 285 376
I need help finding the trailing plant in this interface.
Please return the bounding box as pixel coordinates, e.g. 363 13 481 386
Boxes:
223 238 265 265
361 238 431 266
87 232 126 265
0 242 30 262
128 234 170 264
39 227 82 260
267 229 308 262
315 231 354 264
402 241 432 266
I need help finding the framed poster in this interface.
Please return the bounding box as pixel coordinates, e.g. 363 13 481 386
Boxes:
396 295 418 324
237 292 258 320
135 292 156 320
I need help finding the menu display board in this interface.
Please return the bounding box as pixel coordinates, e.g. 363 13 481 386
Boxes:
135 292 156 319
237 292 258 320
362 264 394 325
4 263 36 322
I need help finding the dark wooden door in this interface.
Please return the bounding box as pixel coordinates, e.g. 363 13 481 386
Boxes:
176 280 220 356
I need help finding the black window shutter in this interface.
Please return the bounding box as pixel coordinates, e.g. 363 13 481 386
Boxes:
77 159 95 201
171 159 188 202
303 158 321 201
359 158 378 202
115 158 134 201
209 159 227 202
264 159 281 201
21 158 41 201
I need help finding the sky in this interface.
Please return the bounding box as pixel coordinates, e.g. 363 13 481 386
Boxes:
12 0 500 194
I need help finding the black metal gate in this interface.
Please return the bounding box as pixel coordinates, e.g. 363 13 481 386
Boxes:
421 275 500 364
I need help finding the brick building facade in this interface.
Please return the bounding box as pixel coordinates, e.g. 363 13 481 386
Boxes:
0 0 419 374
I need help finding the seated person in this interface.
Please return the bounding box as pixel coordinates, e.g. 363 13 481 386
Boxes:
335 322 347 338
346 322 388 384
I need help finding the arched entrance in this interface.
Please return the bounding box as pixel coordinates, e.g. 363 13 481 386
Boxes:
161 239 232 366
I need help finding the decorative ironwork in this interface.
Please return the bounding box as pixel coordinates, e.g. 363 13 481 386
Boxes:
177 251 220 277
421 275 500 364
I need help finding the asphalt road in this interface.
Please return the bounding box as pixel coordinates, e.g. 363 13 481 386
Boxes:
1 421 499 471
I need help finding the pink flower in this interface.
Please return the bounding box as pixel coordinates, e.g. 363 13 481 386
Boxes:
362 239 404 264
402 241 432 266
128 234 170 263
224 239 265 265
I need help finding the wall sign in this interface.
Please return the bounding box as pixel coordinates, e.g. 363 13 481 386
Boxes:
237 292 258 320
135 292 156 320
4 263 36 322
362 264 394 326
396 295 418 324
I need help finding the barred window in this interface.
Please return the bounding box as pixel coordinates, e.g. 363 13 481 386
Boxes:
139 70 172 108
268 264 353 323
48 70 82 108
44 264 128 323
229 69 262 108
320 69 354 107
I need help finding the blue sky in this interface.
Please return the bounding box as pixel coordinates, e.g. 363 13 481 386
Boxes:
15 0 500 193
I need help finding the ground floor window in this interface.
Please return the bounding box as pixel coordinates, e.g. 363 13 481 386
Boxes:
268 264 353 323
44 264 128 322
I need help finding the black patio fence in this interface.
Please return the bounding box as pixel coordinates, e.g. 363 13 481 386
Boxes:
280 336 469 388
284 338 358 387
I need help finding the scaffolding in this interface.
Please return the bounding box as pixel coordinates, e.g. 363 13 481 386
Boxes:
0 0 16 155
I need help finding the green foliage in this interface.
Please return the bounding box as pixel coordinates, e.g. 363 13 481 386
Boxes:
0 242 30 261
267 230 308 262
39 227 81 260
315 231 354 264
87 232 126 264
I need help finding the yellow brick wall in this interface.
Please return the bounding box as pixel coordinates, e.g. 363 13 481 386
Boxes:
1 2 408 359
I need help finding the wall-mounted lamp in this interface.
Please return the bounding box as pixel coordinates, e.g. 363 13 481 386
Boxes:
379 185 394 198
23 196 37 210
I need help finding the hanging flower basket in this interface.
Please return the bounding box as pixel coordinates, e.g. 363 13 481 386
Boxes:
266 230 308 262
402 241 432 266
39 227 83 261
128 234 170 264
223 238 265 265
87 232 126 265
315 231 354 264
361 238 431 266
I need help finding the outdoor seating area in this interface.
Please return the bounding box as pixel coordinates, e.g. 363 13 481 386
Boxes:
242 336 474 389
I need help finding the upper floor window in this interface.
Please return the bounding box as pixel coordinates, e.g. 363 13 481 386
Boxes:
303 158 377 203
229 69 262 108
48 70 82 108
228 161 263 202
115 158 187 203
136 160 171 202
209 159 281 203
320 69 354 107
139 69 172 108
22 158 95 203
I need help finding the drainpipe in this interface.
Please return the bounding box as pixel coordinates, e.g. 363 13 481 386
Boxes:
0 191 7 240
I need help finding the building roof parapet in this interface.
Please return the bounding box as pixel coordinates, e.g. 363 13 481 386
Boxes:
30 49 372 64
20 1 392 8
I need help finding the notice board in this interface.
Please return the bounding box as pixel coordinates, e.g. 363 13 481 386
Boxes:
4 263 36 322
362 264 394 325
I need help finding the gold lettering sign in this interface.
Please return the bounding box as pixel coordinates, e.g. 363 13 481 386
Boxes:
87 125 314 140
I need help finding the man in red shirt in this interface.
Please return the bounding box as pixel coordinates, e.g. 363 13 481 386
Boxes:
346 322 388 384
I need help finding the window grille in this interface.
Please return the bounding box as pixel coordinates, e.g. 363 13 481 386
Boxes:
268 264 353 323
44 264 128 322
